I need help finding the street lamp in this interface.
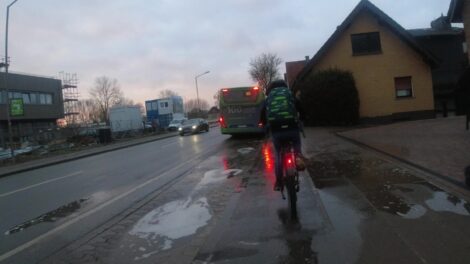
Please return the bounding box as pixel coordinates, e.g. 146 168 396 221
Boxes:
3 0 19 160
195 71 210 113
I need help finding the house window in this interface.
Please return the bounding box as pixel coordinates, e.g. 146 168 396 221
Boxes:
45 94 53 104
39 93 47 104
22 93 31 104
395 76 413 98
30 93 37 104
351 32 382 55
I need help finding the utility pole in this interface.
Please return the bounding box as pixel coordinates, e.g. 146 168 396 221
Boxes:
4 0 19 161
195 71 210 114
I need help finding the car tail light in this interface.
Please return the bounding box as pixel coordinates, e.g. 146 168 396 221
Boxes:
253 86 259 91
258 122 263 128
219 116 227 128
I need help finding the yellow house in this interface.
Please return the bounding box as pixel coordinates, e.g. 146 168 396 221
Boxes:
296 0 438 121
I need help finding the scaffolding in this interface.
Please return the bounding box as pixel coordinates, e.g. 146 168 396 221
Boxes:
60 72 80 125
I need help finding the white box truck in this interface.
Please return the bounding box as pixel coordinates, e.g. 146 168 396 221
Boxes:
109 106 143 133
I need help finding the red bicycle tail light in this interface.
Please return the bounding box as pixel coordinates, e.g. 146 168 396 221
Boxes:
285 153 296 169
258 122 263 128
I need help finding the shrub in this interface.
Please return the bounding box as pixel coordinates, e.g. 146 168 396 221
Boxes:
297 68 359 126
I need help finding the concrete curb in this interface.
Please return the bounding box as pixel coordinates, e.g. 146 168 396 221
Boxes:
335 133 469 190
0 133 178 178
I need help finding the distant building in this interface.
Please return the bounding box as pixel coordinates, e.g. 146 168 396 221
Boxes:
408 15 468 116
145 96 184 128
285 57 309 89
207 106 220 122
0 72 64 146
295 0 437 122
448 0 470 61
448 0 470 114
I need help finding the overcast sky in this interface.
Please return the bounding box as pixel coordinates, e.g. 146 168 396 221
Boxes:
0 0 452 106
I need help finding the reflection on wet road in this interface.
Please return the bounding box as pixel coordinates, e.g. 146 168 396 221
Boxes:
30 128 470 263
304 129 470 264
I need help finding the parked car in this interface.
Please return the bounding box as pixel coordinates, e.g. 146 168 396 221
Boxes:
168 119 186 131
178 118 209 136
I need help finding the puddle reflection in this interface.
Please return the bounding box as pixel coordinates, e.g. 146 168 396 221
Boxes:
308 149 470 220
129 197 211 253
425 191 470 216
277 209 318 264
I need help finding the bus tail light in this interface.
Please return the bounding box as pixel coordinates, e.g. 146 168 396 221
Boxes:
219 116 227 128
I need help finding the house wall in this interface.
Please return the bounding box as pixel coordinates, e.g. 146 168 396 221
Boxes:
312 11 435 118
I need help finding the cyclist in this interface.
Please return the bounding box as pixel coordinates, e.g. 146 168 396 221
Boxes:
261 79 306 191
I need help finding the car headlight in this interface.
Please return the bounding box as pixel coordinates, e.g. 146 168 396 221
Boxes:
192 125 197 129
178 127 182 131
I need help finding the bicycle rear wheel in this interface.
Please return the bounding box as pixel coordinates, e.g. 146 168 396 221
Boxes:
285 168 297 219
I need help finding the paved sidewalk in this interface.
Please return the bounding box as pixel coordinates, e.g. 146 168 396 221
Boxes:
338 116 470 187
0 132 177 178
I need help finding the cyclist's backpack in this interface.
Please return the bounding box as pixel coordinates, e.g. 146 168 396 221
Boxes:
266 86 298 130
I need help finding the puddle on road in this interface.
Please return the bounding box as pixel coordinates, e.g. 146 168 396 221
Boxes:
313 191 363 264
396 204 427 219
4 198 88 235
307 149 470 220
237 147 255 155
127 158 245 260
128 197 211 257
425 191 470 216
197 169 242 189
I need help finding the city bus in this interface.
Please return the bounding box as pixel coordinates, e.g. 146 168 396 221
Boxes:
218 86 266 135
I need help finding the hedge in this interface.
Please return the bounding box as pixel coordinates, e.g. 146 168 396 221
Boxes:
297 68 359 126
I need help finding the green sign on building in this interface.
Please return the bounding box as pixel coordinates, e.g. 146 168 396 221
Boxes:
10 98 24 116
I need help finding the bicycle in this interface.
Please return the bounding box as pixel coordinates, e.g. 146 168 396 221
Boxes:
279 141 300 219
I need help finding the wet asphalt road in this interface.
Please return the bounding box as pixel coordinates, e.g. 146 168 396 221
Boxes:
2 128 470 263
0 130 228 263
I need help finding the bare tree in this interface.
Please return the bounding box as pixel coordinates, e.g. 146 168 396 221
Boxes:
185 98 209 113
114 97 146 116
89 76 123 124
77 99 101 124
114 97 135 107
159 89 179 98
249 53 283 92
135 102 146 116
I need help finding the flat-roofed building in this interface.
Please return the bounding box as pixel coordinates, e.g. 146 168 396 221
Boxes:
0 72 64 145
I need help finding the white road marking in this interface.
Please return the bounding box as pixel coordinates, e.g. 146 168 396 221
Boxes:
0 139 177 199
0 171 83 198
0 155 200 262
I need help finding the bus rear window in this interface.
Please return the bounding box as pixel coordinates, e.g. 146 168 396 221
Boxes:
222 88 259 103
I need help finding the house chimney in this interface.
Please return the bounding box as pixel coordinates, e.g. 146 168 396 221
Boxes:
305 56 310 61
